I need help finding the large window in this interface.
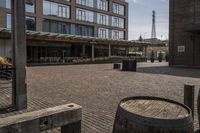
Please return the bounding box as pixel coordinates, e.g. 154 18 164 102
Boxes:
76 0 94 8
97 0 108 11
26 16 36 30
26 0 35 13
98 28 109 39
0 0 11 9
113 3 125 15
112 30 124 40
6 14 36 31
6 14 12 29
112 16 124 28
97 13 109 25
43 19 71 34
0 0 35 13
43 0 70 18
75 24 94 37
76 8 94 22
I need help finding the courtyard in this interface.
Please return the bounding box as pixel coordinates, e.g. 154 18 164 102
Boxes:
0 62 200 132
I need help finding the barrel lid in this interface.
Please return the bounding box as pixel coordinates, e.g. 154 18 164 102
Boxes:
120 98 190 120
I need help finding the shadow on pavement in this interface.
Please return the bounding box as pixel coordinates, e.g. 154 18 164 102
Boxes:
137 66 200 78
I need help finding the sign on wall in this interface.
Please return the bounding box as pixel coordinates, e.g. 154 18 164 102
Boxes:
177 46 185 53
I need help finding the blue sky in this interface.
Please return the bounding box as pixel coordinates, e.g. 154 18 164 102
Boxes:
127 0 169 40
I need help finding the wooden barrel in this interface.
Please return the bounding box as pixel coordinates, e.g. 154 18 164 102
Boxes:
198 89 200 128
122 60 137 72
113 96 194 133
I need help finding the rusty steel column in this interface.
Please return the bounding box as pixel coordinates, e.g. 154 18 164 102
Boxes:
11 0 27 110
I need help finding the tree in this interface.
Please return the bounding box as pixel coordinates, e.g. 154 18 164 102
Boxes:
165 53 169 62
138 35 143 42
158 52 163 62
150 51 155 63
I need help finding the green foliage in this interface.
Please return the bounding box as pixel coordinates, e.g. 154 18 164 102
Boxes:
165 53 169 62
158 52 163 62
138 35 143 42
150 51 155 63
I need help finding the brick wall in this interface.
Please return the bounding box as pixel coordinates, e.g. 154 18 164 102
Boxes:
169 0 200 66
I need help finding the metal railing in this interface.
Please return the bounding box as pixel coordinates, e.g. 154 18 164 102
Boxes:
0 64 14 110
0 65 14 80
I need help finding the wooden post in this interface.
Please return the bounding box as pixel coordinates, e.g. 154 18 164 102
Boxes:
184 84 195 118
11 0 27 110
0 103 82 133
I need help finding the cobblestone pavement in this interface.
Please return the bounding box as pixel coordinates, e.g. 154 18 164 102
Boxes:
1 62 200 132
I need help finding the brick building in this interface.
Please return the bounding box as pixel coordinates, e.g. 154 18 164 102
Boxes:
0 0 147 64
169 0 200 67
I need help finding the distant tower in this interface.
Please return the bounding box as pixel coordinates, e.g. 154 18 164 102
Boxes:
151 10 156 39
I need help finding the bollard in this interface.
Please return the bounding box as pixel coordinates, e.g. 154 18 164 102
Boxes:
184 84 195 118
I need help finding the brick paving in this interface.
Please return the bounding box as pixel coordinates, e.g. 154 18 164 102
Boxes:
0 62 200 132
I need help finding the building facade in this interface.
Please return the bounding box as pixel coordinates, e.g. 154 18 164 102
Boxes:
0 0 128 40
169 0 200 67
0 0 130 64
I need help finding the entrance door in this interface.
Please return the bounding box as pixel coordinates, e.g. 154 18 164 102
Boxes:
194 33 200 66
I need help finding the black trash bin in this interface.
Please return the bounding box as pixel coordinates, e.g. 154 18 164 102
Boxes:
122 60 137 71
113 63 121 69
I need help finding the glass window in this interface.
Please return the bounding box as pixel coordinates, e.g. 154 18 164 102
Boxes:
43 19 71 34
25 0 35 13
26 16 36 31
97 13 109 25
6 14 36 31
98 28 109 39
97 0 108 11
43 0 70 18
76 8 94 22
0 0 11 9
6 14 12 29
76 0 94 8
75 24 94 37
112 16 124 28
112 30 124 40
1 0 35 12
113 3 125 15
58 5 70 18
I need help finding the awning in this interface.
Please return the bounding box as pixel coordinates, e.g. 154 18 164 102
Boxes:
0 28 149 47
184 24 200 33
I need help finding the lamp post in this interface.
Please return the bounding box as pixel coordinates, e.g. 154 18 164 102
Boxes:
11 0 27 110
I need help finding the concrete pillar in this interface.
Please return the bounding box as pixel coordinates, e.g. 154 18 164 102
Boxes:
82 45 86 56
109 44 111 57
92 44 95 61
12 0 27 110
